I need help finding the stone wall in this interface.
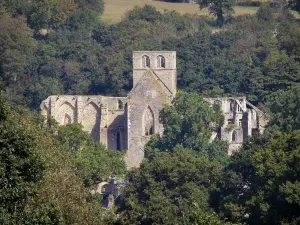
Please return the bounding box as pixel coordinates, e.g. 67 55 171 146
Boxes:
133 51 177 95
41 95 127 150
125 51 177 168
204 97 267 155
126 71 172 168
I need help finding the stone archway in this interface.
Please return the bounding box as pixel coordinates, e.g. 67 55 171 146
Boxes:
82 102 101 141
57 102 75 125
143 106 154 136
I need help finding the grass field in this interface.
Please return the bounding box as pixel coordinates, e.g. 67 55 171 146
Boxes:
101 0 259 23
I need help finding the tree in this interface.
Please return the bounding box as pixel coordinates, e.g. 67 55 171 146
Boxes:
182 203 239 225
0 15 36 84
126 5 162 23
118 91 232 224
28 0 77 30
256 3 274 21
268 84 300 132
0 0 29 16
277 19 300 61
198 0 236 26
51 0 77 27
121 146 225 225
75 0 104 14
0 90 44 223
215 131 300 224
56 123 126 186
148 91 226 158
27 0 57 30
0 91 117 224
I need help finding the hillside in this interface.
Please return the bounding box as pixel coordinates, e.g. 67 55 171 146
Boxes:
101 0 258 22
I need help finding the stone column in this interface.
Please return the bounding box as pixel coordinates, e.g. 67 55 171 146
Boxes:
76 96 83 123
100 103 108 147
247 111 252 137
50 96 57 118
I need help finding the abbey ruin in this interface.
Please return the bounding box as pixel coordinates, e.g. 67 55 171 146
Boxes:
41 51 267 168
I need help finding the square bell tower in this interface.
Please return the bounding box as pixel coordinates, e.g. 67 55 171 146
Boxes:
132 51 177 96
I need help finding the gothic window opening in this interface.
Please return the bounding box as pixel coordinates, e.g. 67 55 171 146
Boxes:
64 113 72 125
142 55 150 68
232 130 237 142
118 100 123 110
144 106 154 136
117 131 121 150
157 55 165 68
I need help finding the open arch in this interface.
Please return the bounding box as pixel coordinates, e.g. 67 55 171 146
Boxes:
157 55 165 68
82 102 100 141
232 130 237 142
57 102 75 125
143 106 154 136
142 55 150 68
64 114 72 125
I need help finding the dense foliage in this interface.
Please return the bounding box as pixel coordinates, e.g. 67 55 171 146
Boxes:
268 84 300 132
121 147 229 224
118 92 231 224
214 130 300 224
198 0 236 26
0 4 299 108
56 123 126 186
147 91 228 163
0 92 115 224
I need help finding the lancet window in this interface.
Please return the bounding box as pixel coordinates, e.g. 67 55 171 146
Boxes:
144 107 154 136
157 55 165 68
142 55 150 68
232 130 237 142
64 114 72 125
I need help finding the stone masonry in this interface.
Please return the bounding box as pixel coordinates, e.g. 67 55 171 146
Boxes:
41 51 267 168
204 97 268 155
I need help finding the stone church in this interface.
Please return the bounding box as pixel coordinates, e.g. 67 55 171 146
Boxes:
41 51 267 168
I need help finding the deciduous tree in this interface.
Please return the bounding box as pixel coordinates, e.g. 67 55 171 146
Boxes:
198 0 236 26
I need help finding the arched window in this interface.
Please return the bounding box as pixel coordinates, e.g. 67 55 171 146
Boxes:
144 106 154 136
232 130 237 142
157 55 165 68
118 100 123 110
116 131 121 150
64 113 71 125
142 55 150 68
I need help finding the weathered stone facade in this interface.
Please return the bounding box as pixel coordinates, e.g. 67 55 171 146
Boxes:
41 51 267 168
41 51 176 168
204 97 268 155
41 95 128 150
